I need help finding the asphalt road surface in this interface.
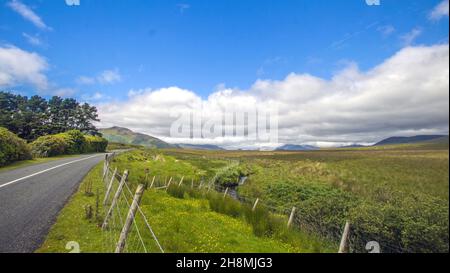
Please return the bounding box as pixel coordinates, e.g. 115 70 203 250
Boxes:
0 153 106 253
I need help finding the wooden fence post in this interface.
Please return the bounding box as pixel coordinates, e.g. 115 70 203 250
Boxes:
287 207 296 228
103 168 118 205
149 176 156 189
178 176 185 187
338 221 351 253
165 177 173 191
223 187 229 199
115 184 145 253
252 198 260 211
102 154 109 183
102 170 129 230
191 178 194 189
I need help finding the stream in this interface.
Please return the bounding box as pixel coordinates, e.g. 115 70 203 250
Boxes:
227 176 248 200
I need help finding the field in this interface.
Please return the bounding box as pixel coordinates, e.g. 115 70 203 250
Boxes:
38 152 333 253
39 139 449 253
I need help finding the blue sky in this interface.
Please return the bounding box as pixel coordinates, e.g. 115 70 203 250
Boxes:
1 0 448 100
1 0 449 147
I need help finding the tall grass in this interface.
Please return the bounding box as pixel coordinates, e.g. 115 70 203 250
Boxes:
165 183 334 252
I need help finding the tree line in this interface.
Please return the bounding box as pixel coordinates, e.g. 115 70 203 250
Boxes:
0 91 101 142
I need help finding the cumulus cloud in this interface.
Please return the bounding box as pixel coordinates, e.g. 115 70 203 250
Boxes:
429 0 449 21
0 45 49 90
7 0 52 31
97 44 449 149
77 69 122 85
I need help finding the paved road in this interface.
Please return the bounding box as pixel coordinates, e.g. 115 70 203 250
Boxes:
0 153 107 253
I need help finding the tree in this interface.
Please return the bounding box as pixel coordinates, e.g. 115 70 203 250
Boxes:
0 91 101 141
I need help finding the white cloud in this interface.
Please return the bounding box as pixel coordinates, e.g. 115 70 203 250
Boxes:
429 0 449 21
0 45 49 90
77 69 122 85
400 27 422 46
7 0 52 31
22 32 42 46
97 44 449 149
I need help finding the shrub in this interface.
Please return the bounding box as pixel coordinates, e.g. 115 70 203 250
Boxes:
30 130 108 158
0 127 32 166
30 134 70 157
64 130 87 154
85 135 108 153
215 164 252 186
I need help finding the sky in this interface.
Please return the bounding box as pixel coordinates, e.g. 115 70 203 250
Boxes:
0 0 449 149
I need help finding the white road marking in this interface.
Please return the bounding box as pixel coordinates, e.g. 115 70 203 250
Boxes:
0 154 104 190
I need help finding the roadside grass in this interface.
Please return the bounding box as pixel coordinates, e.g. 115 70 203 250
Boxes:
38 153 332 253
0 154 82 173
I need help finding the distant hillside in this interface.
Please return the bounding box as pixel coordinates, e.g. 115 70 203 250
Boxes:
339 144 367 148
100 127 176 149
374 135 448 146
176 144 225 150
276 144 319 151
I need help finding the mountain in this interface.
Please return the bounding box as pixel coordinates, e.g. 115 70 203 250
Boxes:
99 127 176 149
176 144 225 150
374 135 448 146
276 144 319 151
339 144 367 148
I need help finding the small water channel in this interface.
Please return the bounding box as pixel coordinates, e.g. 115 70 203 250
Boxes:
227 176 248 200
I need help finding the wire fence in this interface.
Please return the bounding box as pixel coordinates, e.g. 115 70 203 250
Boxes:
100 154 164 253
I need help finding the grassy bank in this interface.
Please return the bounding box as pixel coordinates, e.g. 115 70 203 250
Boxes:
38 152 333 253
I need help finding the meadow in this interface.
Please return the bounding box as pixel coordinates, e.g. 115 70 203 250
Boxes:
161 140 449 253
39 139 449 253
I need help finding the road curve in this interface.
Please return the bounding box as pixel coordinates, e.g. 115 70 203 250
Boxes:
0 153 106 253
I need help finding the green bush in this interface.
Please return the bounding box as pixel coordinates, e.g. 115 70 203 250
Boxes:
30 130 108 158
85 135 108 153
0 127 32 166
215 164 252 186
29 134 70 157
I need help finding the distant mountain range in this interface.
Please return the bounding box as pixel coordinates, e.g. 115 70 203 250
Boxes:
275 144 319 151
100 127 225 150
99 127 176 149
374 135 448 146
175 144 225 150
100 126 448 151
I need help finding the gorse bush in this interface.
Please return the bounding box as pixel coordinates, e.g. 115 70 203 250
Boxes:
0 127 32 166
29 134 69 157
85 135 109 153
30 130 108 158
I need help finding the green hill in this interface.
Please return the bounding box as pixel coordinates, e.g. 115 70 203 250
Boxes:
99 127 177 149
